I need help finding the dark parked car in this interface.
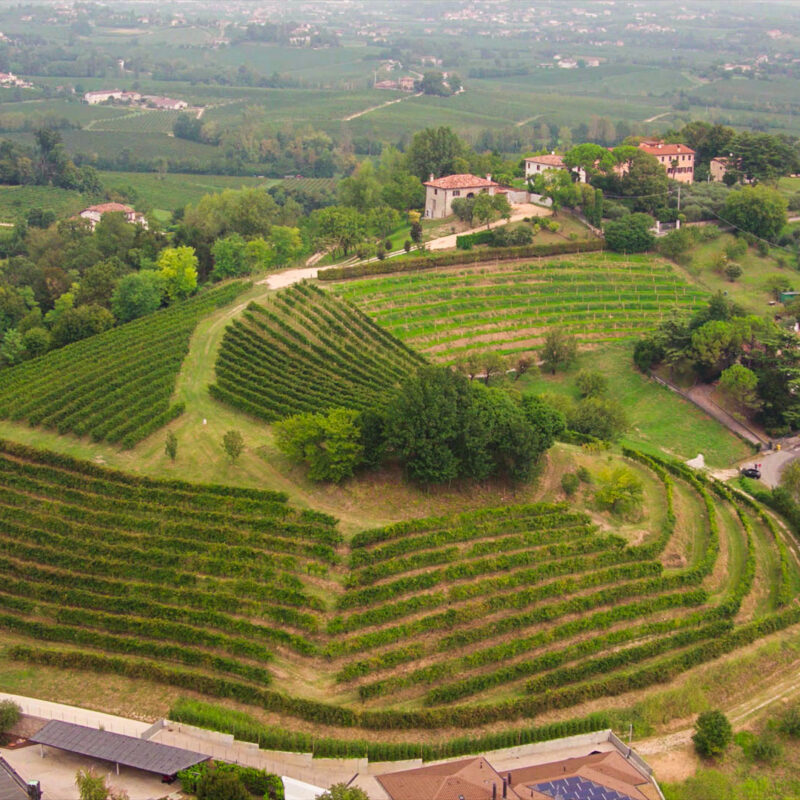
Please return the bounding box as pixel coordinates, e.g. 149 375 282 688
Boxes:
741 467 761 479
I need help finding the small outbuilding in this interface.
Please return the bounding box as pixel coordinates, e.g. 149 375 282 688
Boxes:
30 720 208 781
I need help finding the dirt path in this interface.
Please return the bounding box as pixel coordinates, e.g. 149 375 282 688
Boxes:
652 374 767 449
341 91 422 122
643 111 673 123
515 114 542 128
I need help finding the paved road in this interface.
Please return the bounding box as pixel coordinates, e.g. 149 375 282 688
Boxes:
754 438 800 488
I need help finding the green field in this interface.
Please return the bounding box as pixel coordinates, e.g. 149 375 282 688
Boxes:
517 343 753 468
334 254 708 362
0 184 88 223
99 171 279 214
211 282 425 421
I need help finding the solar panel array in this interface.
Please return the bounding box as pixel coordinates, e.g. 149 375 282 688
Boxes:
31 721 208 776
532 776 636 800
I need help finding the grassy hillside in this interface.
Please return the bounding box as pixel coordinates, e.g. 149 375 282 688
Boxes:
211 282 426 421
334 253 707 363
517 343 753 468
0 282 247 447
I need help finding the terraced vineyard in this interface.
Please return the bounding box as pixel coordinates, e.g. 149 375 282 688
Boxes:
210 282 425 421
5 441 800 748
334 254 707 362
0 282 246 447
0 440 337 687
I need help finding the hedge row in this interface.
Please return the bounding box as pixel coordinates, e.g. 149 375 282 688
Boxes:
168 697 612 762
318 239 605 281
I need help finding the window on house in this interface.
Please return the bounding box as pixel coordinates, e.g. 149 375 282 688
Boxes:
453 190 460 196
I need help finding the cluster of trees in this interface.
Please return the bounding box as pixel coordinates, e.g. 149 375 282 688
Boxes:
174 186 309 278
0 211 202 366
275 365 565 486
173 114 352 179
666 121 800 184
635 294 800 434
418 71 462 96
0 129 101 192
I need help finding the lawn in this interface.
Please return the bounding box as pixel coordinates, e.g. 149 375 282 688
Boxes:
0 184 88 223
99 171 279 214
675 232 796 315
516 341 754 468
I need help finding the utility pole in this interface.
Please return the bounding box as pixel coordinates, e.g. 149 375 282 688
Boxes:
677 184 681 212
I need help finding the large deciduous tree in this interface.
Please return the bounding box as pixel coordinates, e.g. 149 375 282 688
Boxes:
111 272 164 323
274 408 364 483
603 213 654 253
158 246 198 300
722 185 787 242
311 206 365 256
540 328 577 374
406 126 468 181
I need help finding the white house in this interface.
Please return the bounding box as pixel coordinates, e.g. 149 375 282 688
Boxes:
143 95 189 110
423 174 500 219
524 154 586 183
84 89 123 104
79 203 148 230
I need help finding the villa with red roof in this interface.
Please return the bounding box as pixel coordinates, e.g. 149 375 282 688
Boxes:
424 173 501 219
79 203 148 231
637 141 695 183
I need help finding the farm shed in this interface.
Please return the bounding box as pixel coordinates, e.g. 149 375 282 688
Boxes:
30 721 208 779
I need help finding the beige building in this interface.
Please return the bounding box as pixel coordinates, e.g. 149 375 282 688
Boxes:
524 153 587 183
638 141 695 183
79 203 148 231
423 173 499 219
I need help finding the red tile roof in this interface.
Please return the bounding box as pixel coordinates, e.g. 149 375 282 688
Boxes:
377 751 658 800
508 751 656 800
424 174 498 190
378 757 522 800
525 154 566 167
638 142 695 157
82 203 135 214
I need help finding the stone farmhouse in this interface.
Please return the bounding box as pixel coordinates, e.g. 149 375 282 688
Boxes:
424 173 501 219
637 140 695 183
84 90 188 110
79 203 148 231
524 153 587 183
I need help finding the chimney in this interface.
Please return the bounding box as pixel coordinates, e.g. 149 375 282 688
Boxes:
429 173 435 182
486 173 492 182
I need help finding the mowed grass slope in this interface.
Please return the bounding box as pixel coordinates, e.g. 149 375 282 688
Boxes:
211 282 426 421
334 254 707 362
0 282 247 447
